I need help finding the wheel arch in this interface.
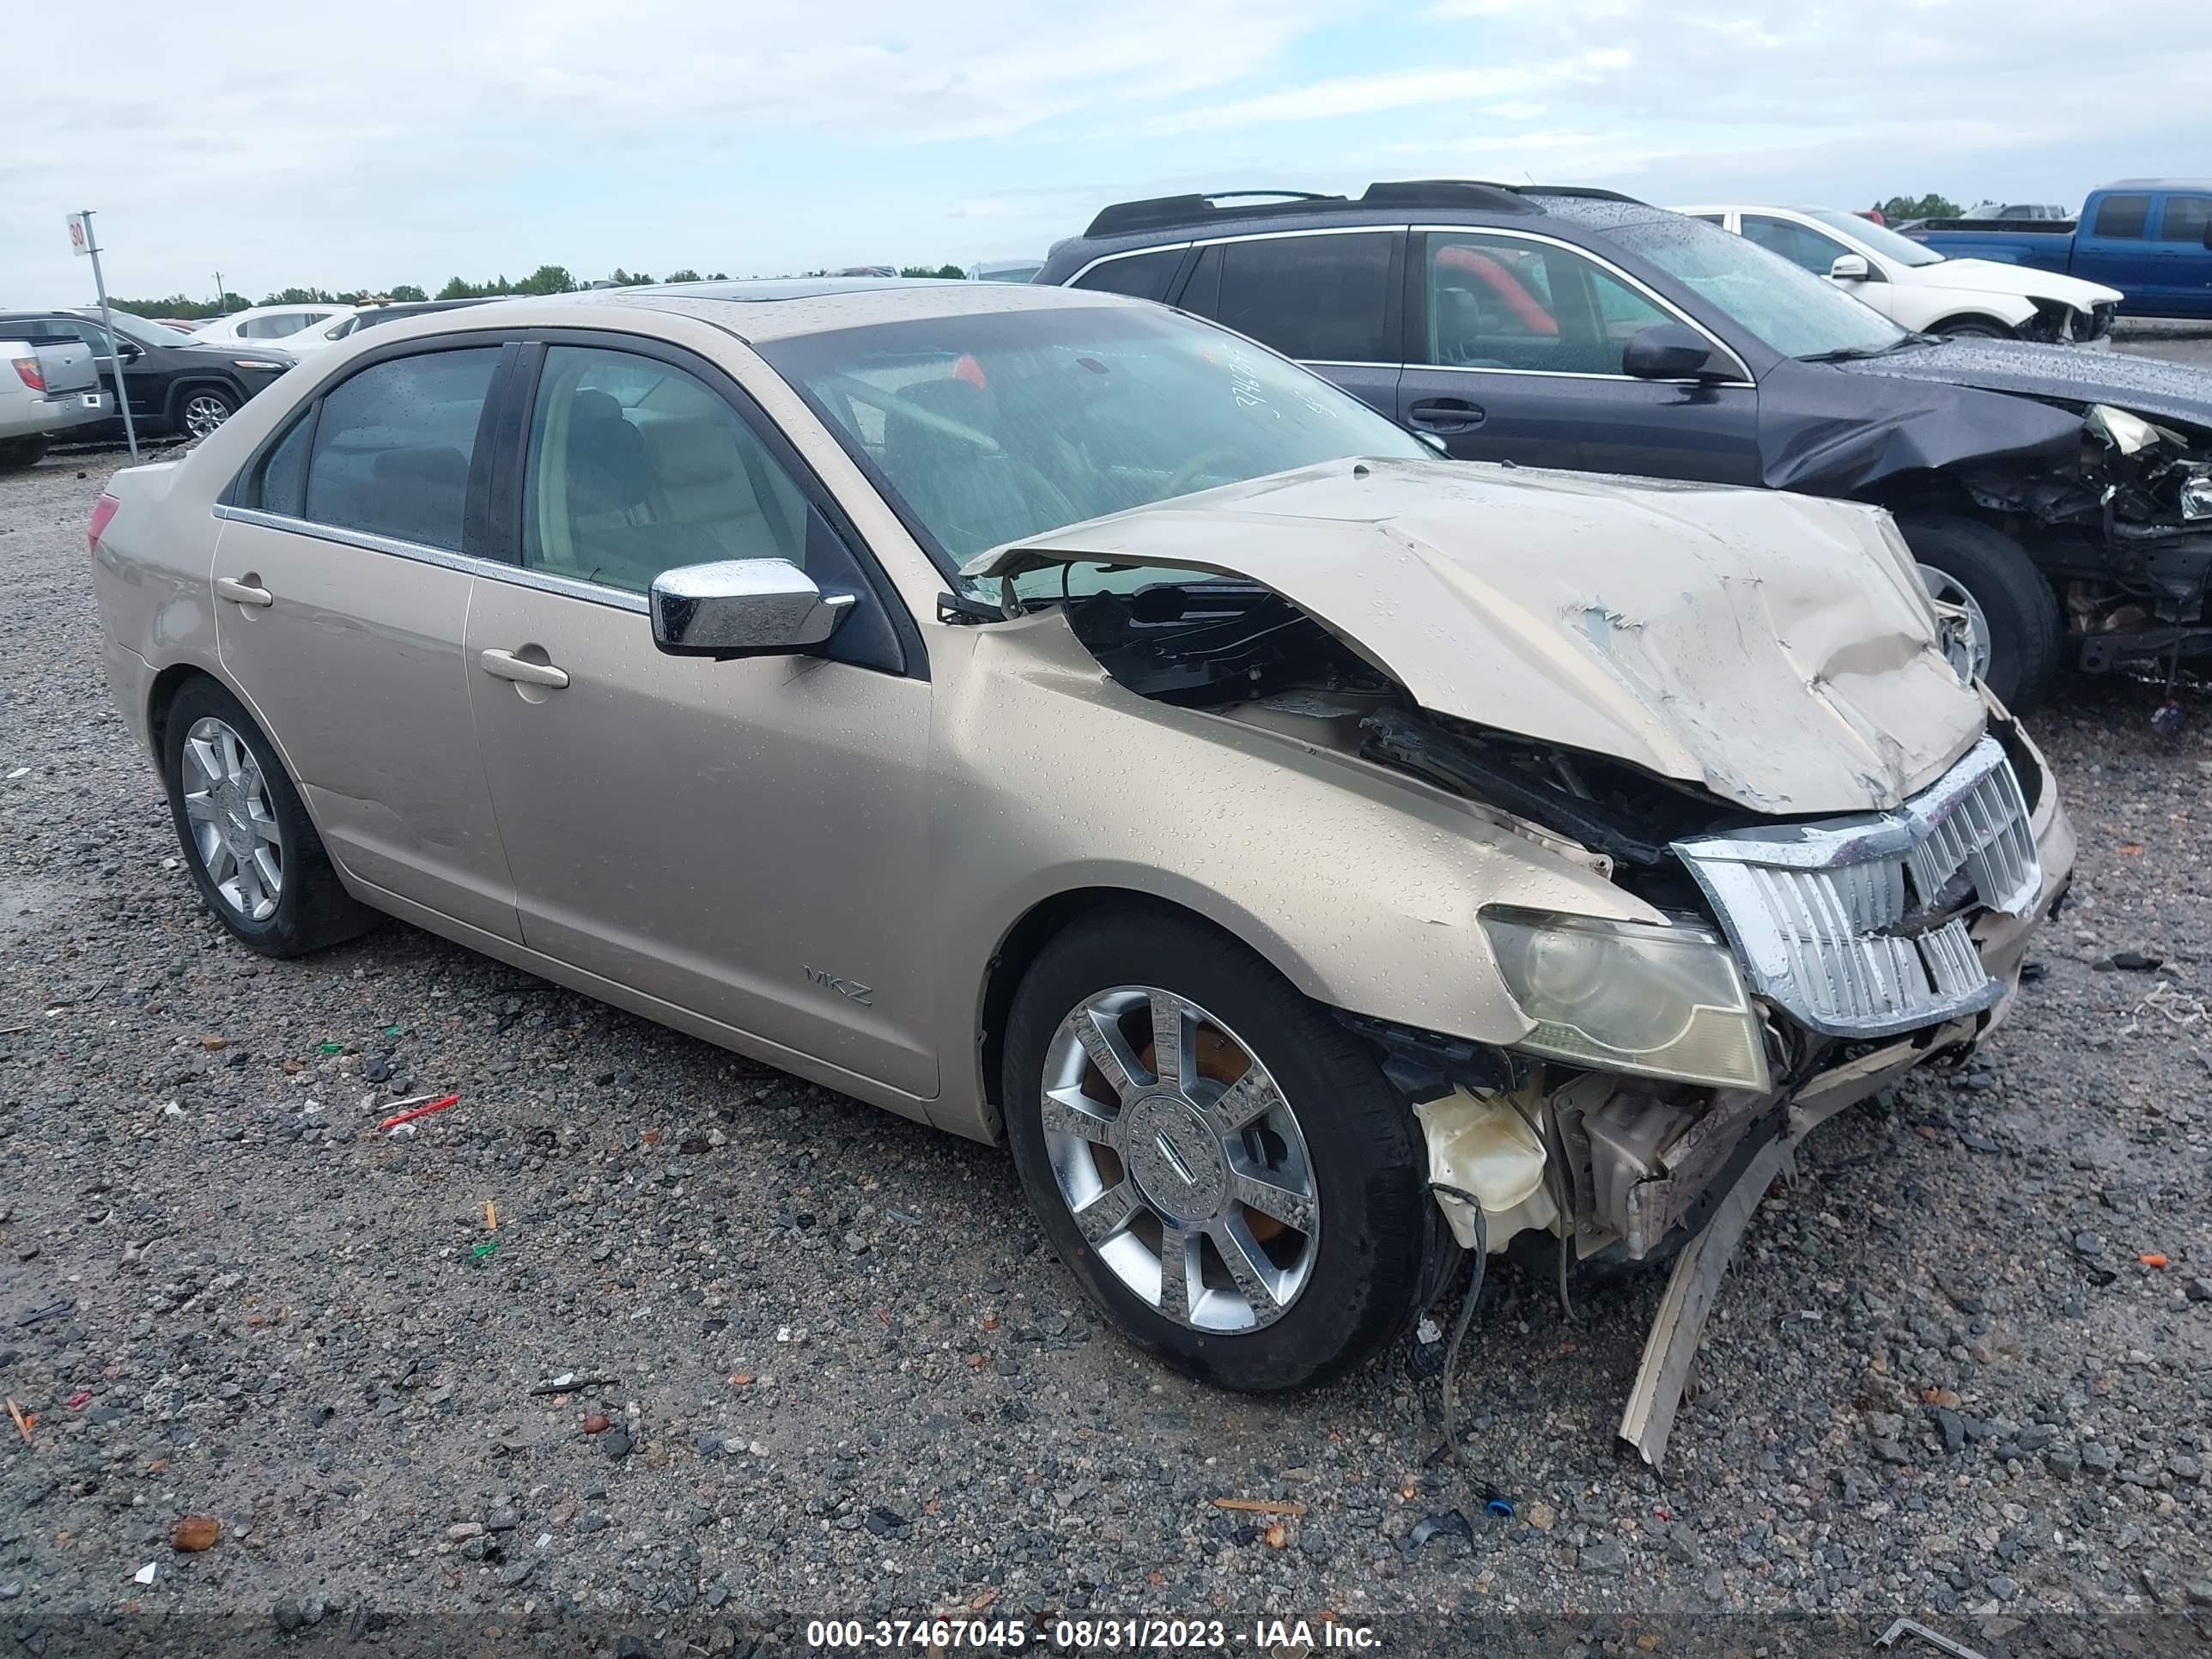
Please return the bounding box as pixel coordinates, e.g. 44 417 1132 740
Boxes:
971 885 1305 1144
1928 311 2020 337
163 375 241 428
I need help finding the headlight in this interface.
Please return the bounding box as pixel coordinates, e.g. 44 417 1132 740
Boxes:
2181 467 2212 521
231 358 289 372
1480 908 1771 1091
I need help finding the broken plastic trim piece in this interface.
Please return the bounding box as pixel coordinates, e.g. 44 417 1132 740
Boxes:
1617 1029 1959 1468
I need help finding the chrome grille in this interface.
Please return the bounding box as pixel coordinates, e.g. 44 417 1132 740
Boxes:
1672 738 2041 1038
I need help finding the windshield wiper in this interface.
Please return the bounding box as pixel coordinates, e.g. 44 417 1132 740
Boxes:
1796 335 1926 364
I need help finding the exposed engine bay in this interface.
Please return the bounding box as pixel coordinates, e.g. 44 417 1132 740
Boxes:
1956 401 2212 667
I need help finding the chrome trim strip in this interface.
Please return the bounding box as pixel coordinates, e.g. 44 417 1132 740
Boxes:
212 504 649 614
1067 224 1397 289
1403 362 1758 390
1066 241 1193 288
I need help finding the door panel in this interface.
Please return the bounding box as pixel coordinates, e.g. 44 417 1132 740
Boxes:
2147 193 2212 316
212 519 520 937
1405 230 1762 482
466 337 937 1099
464 581 936 1097
2074 194 2159 295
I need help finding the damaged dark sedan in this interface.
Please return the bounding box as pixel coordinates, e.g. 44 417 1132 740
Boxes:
1037 183 2212 709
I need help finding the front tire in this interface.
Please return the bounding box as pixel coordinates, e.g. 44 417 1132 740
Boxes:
161 676 376 957
1898 514 2062 711
1003 903 1455 1390
1933 318 2010 339
173 384 239 441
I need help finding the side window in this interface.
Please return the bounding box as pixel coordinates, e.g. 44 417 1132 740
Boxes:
1071 249 1185 302
2158 194 2212 244
2092 194 2150 239
521 345 808 595
240 314 292 339
1686 213 1726 225
302 347 499 550
1421 234 1671 375
1741 216 1850 276
253 413 313 516
1212 232 1394 362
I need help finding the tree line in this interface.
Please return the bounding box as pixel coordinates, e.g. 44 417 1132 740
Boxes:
110 262 971 319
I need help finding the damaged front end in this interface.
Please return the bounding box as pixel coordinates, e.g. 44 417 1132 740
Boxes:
966 460 2075 1465
1358 711 2072 1468
1964 402 2212 672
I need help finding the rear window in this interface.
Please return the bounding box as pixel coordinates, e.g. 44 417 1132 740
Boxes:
2093 195 2151 239
300 348 500 550
1070 249 1185 303
1198 232 1395 363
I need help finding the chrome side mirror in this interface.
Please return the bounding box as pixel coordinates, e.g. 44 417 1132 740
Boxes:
1827 253 1871 281
649 558 854 659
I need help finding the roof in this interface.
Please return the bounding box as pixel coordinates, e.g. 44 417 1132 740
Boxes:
581 276 1125 343
2104 178 2212 191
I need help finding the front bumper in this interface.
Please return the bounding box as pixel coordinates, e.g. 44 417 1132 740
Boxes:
1613 758 2074 1467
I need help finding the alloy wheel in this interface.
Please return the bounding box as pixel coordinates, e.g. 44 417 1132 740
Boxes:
1918 562 1993 682
180 716 283 921
182 392 233 439
1039 987 1318 1332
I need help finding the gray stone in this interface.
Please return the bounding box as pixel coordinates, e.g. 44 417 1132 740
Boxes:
1579 1539 1628 1575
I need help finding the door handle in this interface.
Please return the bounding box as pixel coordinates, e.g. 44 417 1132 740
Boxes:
214 575 273 607
1407 398 1486 433
478 647 570 690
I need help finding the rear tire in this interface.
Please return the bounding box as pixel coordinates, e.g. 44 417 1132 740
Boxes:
161 676 378 957
1003 902 1455 1391
0 434 47 470
1898 515 2062 711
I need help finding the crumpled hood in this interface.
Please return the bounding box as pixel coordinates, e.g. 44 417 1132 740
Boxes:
1910 258 2121 311
1831 338 2212 434
968 458 1987 815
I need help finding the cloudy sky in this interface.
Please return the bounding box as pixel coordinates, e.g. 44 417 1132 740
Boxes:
5 0 2208 306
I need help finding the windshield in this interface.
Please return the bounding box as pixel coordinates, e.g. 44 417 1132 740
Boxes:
100 311 193 351
1805 209 1943 267
1606 217 1908 360
757 302 1428 598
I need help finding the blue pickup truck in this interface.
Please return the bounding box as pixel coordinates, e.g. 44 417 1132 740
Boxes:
1907 179 2212 318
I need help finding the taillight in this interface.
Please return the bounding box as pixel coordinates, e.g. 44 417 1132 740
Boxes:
88 492 120 553
11 356 44 392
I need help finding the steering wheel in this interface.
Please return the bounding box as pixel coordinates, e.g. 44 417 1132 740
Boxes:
1162 445 1242 499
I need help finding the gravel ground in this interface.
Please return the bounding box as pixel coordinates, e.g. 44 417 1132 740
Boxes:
3 421 2210 1656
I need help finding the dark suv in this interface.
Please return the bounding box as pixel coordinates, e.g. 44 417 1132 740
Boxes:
0 308 295 444
1036 183 2212 712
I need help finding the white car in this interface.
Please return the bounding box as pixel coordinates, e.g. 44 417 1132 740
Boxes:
191 304 361 354
1675 205 2123 346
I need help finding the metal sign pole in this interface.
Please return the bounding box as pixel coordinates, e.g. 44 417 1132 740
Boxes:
76 210 140 460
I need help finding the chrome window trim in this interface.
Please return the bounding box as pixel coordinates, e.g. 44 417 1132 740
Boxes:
1066 222 1401 289
211 504 649 614
1401 362 1756 388
1409 222 1756 386
1066 241 1193 288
